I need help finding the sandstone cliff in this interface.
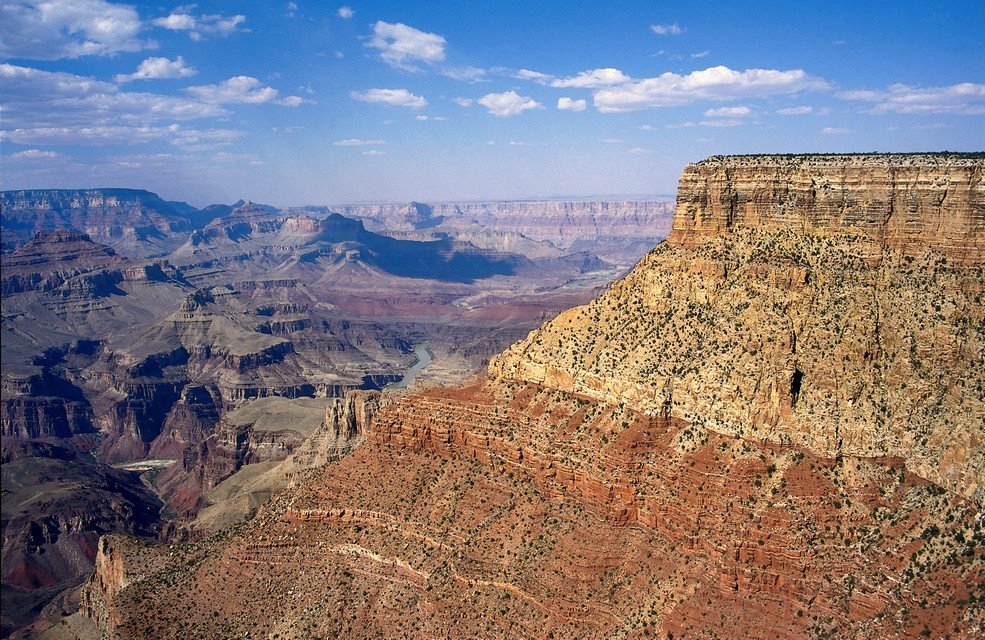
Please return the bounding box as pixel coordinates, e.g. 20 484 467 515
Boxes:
491 153 984 501
669 154 983 264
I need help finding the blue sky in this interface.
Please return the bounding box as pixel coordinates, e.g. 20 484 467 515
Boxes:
1 0 983 207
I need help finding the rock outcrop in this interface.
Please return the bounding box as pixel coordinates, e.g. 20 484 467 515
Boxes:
0 189 196 255
669 154 983 264
492 153 984 500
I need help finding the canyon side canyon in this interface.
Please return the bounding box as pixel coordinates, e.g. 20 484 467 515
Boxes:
10 153 978 640
0 190 672 637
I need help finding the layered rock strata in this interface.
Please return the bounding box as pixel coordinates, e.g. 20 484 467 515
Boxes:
492 154 985 500
77 154 984 639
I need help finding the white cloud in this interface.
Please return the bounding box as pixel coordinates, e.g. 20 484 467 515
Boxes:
452 97 473 107
441 66 486 82
602 138 622 143
691 50 710 59
704 105 751 117
838 82 985 115
350 88 427 109
699 119 744 127
214 15 247 34
433 116 447 121
593 65 828 112
333 139 386 146
114 56 197 83
557 97 587 111
362 149 386 156
0 64 225 133
337 6 354 19
628 147 653 154
776 106 813 115
515 69 554 83
552 68 632 89
186 76 304 106
8 149 63 159
639 124 656 131
416 115 429 121
509 140 530 146
368 21 446 69
651 22 684 36
477 91 540 117
152 11 247 39
2 124 242 147
286 3 298 18
0 0 146 59
154 13 196 30
821 127 849 134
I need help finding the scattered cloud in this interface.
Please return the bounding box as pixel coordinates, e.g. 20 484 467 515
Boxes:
704 105 751 117
0 0 147 59
114 56 197 83
821 127 849 134
515 69 554 83
441 66 487 82
333 139 386 146
350 88 428 108
699 118 745 127
776 106 813 115
416 115 429 121
286 3 298 18
153 13 196 30
433 116 447 121
557 97 587 111
362 149 386 156
552 68 632 89
691 50 711 59
477 91 541 117
186 76 305 106
337 6 354 19
508 140 530 146
1 123 242 148
651 22 684 36
593 65 828 112
8 149 63 160
152 11 247 40
368 21 446 70
0 64 225 132
639 124 656 131
838 82 985 115
451 97 473 107
628 147 653 154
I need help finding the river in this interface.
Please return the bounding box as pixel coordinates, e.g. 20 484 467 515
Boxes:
386 343 433 390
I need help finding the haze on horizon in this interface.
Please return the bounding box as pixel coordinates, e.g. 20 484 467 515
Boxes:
1 0 983 208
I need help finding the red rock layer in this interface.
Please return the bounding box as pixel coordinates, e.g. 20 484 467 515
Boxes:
84 382 984 639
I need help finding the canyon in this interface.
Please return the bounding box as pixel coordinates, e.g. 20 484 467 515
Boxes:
35 153 982 639
0 191 671 637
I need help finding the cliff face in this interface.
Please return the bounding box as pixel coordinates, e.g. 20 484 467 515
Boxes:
670 154 984 265
0 189 195 255
492 154 985 500
329 199 674 266
79 381 985 640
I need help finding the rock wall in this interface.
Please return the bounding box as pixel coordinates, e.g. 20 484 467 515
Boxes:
669 154 984 265
491 154 985 500
331 199 674 250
